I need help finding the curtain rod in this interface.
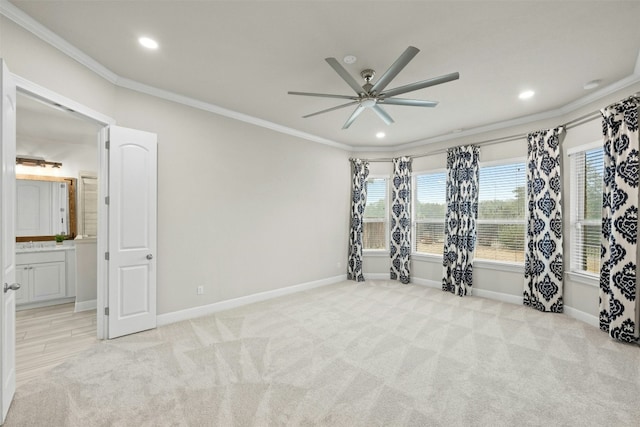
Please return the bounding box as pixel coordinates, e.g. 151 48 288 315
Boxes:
351 92 640 163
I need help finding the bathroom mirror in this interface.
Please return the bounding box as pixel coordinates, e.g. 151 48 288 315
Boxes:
15 174 77 242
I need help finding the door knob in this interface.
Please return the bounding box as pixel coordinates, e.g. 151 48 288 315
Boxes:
146 254 153 260
4 283 21 293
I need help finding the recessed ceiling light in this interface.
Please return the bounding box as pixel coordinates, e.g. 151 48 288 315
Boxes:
343 55 357 64
138 37 159 50
518 90 535 100
376 132 386 139
584 79 601 90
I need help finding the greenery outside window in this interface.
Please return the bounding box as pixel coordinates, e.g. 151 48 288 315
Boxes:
569 143 603 275
363 177 388 250
477 160 526 263
413 171 446 255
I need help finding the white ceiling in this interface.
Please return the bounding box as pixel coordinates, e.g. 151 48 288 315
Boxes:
8 1 640 149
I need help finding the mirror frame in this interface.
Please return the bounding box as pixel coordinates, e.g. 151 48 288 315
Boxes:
15 174 77 242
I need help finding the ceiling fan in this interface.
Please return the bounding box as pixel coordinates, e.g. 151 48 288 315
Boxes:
288 46 459 129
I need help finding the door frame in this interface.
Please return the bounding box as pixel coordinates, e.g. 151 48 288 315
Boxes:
13 74 114 339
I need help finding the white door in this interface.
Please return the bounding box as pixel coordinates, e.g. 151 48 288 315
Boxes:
0 60 17 424
107 126 157 339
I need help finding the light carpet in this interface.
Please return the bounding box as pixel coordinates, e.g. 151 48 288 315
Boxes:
5 280 640 426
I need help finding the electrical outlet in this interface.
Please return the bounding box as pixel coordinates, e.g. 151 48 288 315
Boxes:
197 286 204 295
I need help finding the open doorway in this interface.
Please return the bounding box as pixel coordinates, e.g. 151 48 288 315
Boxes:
14 90 102 387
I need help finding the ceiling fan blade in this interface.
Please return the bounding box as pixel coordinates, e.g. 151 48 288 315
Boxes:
380 98 439 107
325 57 366 95
288 91 358 100
370 46 420 94
372 104 394 125
303 101 359 118
342 105 366 129
381 72 460 98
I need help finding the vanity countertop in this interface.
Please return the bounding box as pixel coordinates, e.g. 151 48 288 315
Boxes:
16 245 75 253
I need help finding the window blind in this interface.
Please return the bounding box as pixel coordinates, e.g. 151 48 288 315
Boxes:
477 161 526 263
363 177 387 250
570 147 604 275
414 172 446 254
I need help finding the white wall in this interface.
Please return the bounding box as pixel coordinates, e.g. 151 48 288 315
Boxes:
1 16 351 316
4 12 640 322
353 83 640 320
15 137 98 179
74 238 97 303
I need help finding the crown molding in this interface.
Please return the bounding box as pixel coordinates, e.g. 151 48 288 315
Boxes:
116 77 352 151
352 71 640 153
3 0 640 155
0 0 119 84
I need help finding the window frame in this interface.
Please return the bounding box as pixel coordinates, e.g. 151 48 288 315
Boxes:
411 168 447 257
362 174 390 252
567 141 603 284
475 157 527 266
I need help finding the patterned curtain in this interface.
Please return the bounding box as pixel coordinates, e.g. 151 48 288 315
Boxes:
599 96 640 343
390 157 412 284
442 146 479 296
347 159 370 282
524 127 564 313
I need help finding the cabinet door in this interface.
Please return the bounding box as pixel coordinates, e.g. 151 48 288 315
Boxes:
29 262 66 302
14 266 28 305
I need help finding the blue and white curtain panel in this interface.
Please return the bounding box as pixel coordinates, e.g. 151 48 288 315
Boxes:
347 159 369 282
442 146 479 296
390 157 412 284
599 96 640 343
524 127 564 313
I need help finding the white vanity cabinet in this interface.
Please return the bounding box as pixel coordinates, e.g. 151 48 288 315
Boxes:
15 248 76 306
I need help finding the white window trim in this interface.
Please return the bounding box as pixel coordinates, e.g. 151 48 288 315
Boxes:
77 170 98 237
412 168 447 256
566 140 602 156
476 157 527 266
478 156 526 169
565 271 599 287
568 141 602 276
363 174 390 252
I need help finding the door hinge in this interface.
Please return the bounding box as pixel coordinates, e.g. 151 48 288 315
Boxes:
105 196 109 205
105 140 110 149
104 307 109 316
105 252 110 260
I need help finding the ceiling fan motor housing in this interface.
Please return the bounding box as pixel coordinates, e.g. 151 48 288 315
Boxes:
360 69 375 83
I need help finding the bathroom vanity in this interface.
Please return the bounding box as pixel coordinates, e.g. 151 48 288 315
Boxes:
15 245 76 308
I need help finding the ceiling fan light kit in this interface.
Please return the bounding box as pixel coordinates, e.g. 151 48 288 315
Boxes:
288 46 459 129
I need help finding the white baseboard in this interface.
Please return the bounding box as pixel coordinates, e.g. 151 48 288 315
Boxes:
563 305 599 328
411 276 598 327
411 277 441 289
16 297 75 311
365 273 390 280
75 299 97 312
473 288 523 305
157 274 347 326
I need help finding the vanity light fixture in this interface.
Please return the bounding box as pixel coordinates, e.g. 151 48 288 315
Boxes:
16 156 62 168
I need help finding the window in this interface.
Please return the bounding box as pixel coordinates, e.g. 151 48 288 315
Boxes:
477 161 526 263
363 177 388 250
78 173 98 237
413 171 446 255
569 144 603 275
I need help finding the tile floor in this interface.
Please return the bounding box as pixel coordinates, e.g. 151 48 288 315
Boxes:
15 302 97 387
